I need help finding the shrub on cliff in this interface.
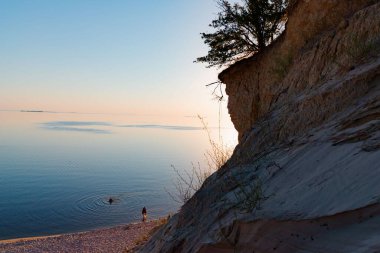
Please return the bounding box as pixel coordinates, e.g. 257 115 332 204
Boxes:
166 116 232 204
195 0 288 67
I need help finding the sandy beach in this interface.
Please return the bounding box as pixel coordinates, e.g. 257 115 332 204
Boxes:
0 220 163 253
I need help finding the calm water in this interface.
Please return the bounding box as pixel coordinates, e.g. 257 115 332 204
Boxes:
0 111 236 240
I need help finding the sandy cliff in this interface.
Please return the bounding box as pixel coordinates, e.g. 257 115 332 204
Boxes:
139 0 380 252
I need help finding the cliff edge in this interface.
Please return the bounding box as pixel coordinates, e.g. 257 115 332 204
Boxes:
139 0 380 252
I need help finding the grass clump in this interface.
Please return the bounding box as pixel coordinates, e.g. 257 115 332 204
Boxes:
166 163 211 204
124 217 169 253
200 115 232 171
233 177 264 213
166 116 233 205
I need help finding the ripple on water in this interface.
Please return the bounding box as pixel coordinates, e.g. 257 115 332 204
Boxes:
21 191 146 233
72 192 146 222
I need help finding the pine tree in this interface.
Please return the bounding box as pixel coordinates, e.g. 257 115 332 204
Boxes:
196 0 288 67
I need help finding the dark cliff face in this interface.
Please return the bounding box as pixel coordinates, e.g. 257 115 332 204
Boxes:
139 1 380 252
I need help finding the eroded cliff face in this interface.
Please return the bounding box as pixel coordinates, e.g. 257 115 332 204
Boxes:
139 0 380 252
220 0 379 142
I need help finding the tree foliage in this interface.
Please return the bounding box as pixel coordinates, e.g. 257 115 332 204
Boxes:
196 0 288 67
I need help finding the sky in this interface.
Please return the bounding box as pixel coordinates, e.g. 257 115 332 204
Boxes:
0 0 234 127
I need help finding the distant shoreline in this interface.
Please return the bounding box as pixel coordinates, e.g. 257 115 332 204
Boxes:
20 110 45 113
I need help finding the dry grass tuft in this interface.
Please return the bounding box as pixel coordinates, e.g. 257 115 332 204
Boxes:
124 218 169 253
166 116 233 205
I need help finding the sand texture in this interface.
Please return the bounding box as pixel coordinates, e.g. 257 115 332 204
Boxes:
0 220 159 253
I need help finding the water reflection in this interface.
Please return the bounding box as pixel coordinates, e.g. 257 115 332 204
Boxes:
0 111 237 240
44 121 112 126
42 121 113 134
119 124 203 131
40 121 207 134
43 126 112 134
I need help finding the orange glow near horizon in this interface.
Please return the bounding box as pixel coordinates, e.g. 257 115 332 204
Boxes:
1 85 234 131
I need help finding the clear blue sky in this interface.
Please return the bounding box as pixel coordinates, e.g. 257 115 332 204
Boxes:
0 0 234 127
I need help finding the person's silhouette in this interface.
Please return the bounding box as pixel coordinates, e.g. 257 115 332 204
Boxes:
142 207 147 222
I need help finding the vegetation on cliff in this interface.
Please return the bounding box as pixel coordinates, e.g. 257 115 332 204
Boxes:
167 116 232 204
195 0 288 67
139 1 380 252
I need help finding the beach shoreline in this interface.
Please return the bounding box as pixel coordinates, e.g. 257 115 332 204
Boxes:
0 219 164 252
0 220 144 244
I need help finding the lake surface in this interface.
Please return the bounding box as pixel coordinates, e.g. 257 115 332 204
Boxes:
0 111 237 240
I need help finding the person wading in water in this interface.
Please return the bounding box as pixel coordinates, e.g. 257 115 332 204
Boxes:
142 207 147 222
